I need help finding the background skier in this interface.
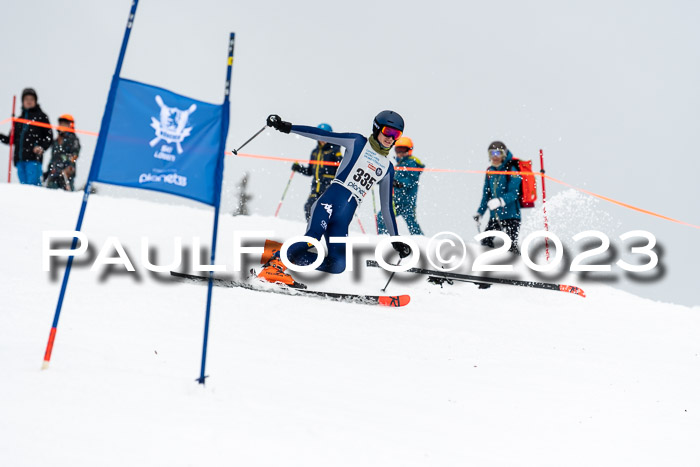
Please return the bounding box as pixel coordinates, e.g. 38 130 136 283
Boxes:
474 140 522 254
45 114 81 191
377 136 425 235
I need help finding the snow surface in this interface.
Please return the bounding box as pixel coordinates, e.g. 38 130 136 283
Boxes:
1 184 699 467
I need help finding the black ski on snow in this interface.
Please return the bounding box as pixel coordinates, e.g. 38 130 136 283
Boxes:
169 271 411 307
365 260 586 297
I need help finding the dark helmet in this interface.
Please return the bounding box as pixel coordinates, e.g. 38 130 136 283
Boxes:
22 87 38 101
488 141 507 151
372 110 404 138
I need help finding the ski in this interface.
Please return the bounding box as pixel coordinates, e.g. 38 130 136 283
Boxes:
365 260 585 297
169 271 411 307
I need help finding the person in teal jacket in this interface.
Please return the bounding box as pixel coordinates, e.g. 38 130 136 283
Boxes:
474 141 521 254
377 136 425 235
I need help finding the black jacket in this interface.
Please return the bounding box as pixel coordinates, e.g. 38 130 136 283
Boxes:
0 105 53 165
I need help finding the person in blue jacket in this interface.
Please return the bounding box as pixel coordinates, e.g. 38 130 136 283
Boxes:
292 123 343 221
259 111 412 287
474 141 522 254
377 136 424 235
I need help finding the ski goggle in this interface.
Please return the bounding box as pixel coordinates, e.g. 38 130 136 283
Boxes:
380 126 402 140
489 149 505 157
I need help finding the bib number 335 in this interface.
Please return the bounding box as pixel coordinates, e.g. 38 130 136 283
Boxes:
353 168 377 190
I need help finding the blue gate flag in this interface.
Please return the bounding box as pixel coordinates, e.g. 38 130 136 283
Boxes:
92 78 226 206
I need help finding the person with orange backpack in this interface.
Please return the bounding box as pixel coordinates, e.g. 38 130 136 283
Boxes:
474 141 522 254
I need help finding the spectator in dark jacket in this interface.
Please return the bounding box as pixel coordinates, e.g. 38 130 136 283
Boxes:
292 123 343 221
0 88 53 186
45 114 80 191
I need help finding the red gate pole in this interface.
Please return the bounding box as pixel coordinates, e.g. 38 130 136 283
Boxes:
539 149 550 261
7 95 16 183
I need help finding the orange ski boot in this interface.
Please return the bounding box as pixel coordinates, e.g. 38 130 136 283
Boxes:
257 256 306 289
260 239 283 264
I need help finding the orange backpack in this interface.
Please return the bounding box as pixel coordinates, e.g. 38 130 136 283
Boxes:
507 158 537 208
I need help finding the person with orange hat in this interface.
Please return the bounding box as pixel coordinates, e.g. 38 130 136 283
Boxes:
377 136 425 235
44 114 81 191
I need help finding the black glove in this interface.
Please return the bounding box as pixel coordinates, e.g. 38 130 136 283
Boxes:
266 114 292 134
473 214 481 223
392 241 412 259
392 180 405 189
291 162 302 172
0 133 8 144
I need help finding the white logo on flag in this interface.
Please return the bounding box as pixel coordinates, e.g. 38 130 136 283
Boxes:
149 95 196 154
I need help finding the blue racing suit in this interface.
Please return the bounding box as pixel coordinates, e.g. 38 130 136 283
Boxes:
283 125 400 273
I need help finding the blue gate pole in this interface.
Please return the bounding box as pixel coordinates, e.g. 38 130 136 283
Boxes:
42 0 140 369
197 33 235 384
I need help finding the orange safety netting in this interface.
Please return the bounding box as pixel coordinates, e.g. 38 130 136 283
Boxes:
2 116 697 230
7 117 99 136
542 174 700 230
230 152 700 230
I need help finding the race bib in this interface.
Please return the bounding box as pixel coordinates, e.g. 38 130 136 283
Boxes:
335 141 391 204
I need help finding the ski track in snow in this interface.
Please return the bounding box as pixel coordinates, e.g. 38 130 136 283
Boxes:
1 185 699 467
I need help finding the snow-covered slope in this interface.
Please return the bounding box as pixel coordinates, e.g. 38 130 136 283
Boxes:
1 184 698 467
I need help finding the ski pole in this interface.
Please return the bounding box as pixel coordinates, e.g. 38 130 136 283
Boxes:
491 208 504 231
274 170 295 217
371 187 379 234
7 95 15 183
381 257 402 292
231 125 266 155
355 214 366 234
539 149 550 261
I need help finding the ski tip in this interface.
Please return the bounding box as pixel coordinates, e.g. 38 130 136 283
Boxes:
378 295 411 307
560 285 586 298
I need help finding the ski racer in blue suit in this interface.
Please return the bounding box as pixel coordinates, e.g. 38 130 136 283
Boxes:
259 111 412 286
